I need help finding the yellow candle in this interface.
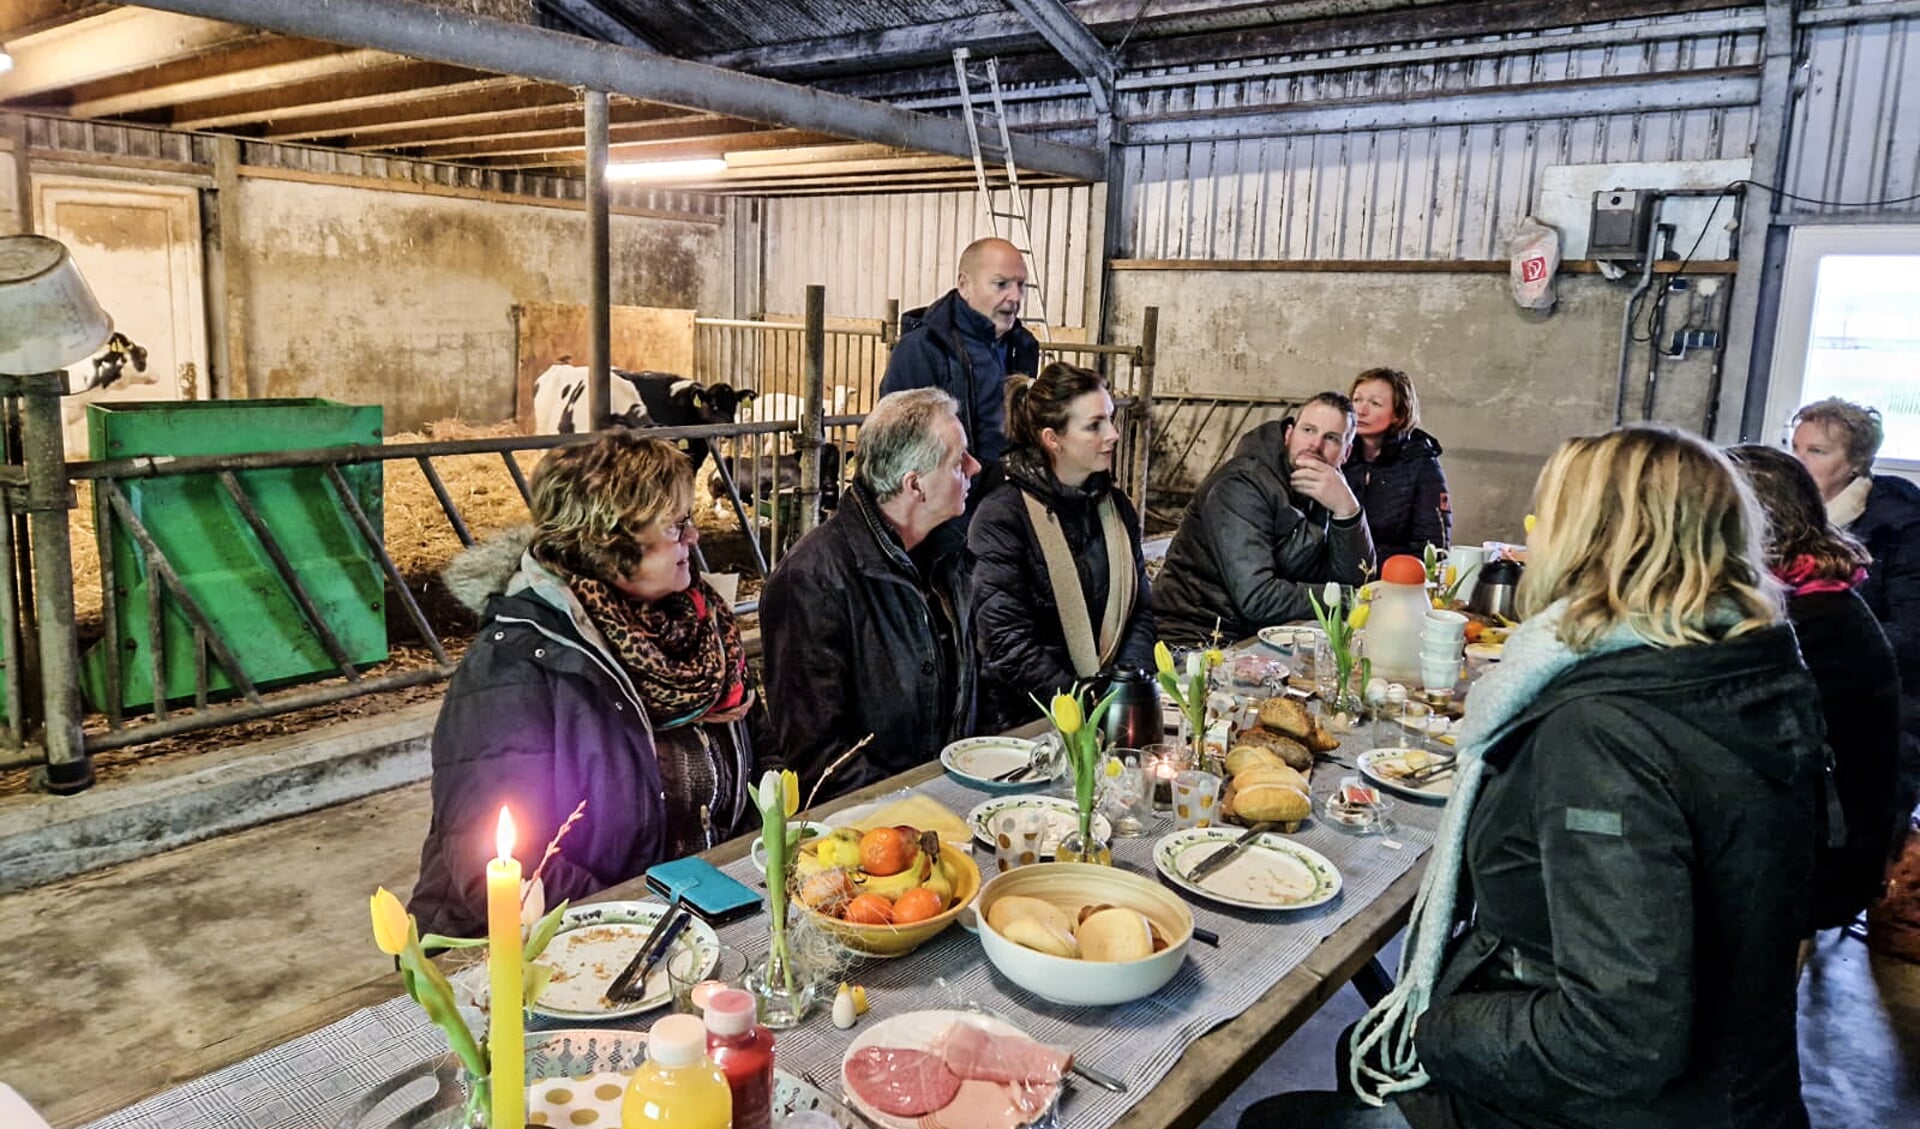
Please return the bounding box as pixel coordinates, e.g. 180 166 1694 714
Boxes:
486 807 525 1129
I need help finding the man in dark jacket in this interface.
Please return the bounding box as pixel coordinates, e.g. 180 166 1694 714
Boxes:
1155 392 1376 645
761 388 980 802
880 237 1040 509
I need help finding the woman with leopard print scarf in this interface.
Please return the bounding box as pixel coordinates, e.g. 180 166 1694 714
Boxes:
410 432 769 938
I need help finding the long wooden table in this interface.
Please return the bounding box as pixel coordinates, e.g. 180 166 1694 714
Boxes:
54 729 1431 1129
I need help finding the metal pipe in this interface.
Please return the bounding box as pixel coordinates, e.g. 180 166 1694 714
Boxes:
83 665 454 753
707 447 770 577
217 470 362 682
90 483 123 730
1614 212 1664 427
415 455 475 548
501 450 534 508
0 486 23 749
101 480 261 704
144 552 167 723
586 89 611 431
16 374 89 792
796 284 827 538
324 465 449 666
122 0 1105 181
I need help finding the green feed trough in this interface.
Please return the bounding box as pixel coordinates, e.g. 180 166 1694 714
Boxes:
80 399 388 714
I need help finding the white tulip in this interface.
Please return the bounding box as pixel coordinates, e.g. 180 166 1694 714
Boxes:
1324 581 1342 609
1186 652 1202 681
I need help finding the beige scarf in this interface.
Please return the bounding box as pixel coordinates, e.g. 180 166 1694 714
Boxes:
1828 474 1873 530
1024 491 1137 677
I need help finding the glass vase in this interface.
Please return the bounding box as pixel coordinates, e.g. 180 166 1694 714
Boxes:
745 944 815 1029
1056 812 1113 866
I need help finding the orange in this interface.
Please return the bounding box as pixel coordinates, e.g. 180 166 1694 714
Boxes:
798 869 856 914
859 827 916 877
843 892 895 925
891 886 945 923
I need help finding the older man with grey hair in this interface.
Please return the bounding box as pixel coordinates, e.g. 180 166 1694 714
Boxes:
761 388 981 801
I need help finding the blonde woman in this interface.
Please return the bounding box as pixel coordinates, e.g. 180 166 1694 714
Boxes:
1247 427 1824 1129
410 433 762 937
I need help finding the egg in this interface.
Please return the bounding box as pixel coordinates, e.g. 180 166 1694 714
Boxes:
832 983 857 1029
1365 677 1389 705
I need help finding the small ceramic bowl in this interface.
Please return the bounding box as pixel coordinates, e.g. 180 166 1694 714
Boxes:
750 820 833 873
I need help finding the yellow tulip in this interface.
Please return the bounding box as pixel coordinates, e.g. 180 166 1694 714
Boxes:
1347 603 1371 630
1442 565 1457 588
1524 513 1537 534
1153 641 1175 676
1051 692 1084 735
370 887 410 956
781 769 800 818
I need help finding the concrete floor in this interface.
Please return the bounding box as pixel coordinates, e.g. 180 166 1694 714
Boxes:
2 784 1916 1128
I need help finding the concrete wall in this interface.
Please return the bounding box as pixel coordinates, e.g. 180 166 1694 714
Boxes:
235 178 730 431
1108 268 1719 547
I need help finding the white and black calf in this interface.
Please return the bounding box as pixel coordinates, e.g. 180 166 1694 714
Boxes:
531 364 757 471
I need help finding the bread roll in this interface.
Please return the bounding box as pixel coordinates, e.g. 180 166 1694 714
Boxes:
1232 781 1312 824
1225 744 1288 776
1302 722 1341 754
1256 696 1312 738
1233 763 1310 794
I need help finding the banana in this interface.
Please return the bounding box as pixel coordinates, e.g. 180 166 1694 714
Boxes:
857 848 929 900
920 854 955 907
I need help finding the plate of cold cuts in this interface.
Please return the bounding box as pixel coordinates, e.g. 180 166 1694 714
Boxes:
840 1009 1071 1129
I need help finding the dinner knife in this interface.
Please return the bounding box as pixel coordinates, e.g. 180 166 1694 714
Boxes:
1183 822 1275 884
1070 1060 1129 1093
607 905 689 1002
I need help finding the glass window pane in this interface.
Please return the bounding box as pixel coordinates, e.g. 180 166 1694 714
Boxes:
1800 254 1920 462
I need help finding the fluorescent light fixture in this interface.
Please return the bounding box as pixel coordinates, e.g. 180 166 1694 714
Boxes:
606 157 726 181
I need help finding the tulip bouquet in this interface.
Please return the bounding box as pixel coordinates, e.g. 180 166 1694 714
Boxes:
1038 684 1122 860
753 768 806 1009
1308 581 1363 710
1155 641 1222 769
368 885 567 1123
1422 544 1477 608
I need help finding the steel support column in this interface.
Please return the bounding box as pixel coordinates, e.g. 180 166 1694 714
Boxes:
1724 0 1799 443
9 374 88 792
796 285 826 539
585 88 611 429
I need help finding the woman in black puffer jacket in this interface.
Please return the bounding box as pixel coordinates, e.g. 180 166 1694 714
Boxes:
1344 367 1451 561
968 362 1156 733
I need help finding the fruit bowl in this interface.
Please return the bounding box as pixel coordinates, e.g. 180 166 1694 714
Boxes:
797 847 982 959
976 863 1192 1006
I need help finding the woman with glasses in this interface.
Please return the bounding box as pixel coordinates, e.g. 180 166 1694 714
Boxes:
410 432 764 937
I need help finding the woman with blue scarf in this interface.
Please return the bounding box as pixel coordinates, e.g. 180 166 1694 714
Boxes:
1245 426 1825 1129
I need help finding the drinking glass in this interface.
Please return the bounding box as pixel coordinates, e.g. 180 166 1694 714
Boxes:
991 807 1049 873
669 942 749 1016
1171 770 1222 830
1142 742 1194 811
1099 749 1153 837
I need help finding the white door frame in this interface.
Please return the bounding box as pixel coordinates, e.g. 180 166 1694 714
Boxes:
1761 223 1920 475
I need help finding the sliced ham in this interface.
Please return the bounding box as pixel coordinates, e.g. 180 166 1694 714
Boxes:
918 1078 1056 1129
937 1021 1072 1087
844 1046 963 1118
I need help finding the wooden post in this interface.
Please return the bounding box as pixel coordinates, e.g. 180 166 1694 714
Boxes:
1131 306 1158 529
796 285 827 537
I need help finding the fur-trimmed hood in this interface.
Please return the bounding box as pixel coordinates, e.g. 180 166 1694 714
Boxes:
443 526 535 614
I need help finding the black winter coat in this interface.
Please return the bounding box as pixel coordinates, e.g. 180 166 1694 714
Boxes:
1851 474 1920 800
1342 427 1450 562
409 549 755 938
967 449 1157 732
1412 626 1823 1129
1154 420 1375 646
1788 589 1902 929
760 480 975 803
881 289 1041 472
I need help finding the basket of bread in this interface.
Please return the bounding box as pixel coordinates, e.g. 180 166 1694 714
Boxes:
1218 696 1340 831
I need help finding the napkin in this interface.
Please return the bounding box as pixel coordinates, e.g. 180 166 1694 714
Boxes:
0 1085 53 1129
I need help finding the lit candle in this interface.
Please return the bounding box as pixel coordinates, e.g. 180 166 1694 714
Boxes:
486 807 525 1129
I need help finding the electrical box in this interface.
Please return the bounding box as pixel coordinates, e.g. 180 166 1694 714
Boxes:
1589 190 1656 259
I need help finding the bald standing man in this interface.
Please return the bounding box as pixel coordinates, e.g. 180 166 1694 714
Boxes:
881 237 1041 514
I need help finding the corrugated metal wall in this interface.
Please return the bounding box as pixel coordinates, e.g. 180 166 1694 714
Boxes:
1116 10 1764 261
758 185 1095 324
1783 5 1920 216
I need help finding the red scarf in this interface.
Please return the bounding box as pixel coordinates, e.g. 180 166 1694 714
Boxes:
1775 554 1866 597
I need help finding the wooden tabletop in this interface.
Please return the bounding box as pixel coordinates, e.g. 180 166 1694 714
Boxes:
50 749 1422 1129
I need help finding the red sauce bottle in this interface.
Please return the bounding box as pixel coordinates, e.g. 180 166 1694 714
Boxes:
703 987 774 1129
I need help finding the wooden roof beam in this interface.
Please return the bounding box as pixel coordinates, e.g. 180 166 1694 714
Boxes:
339 100 705 149
400 114 770 159
170 71 520 132
257 83 579 141
465 128 845 167
0 2 111 42
67 40 421 118
128 0 1105 181
0 9 258 99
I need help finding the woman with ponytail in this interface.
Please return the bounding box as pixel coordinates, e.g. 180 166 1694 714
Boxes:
966 361 1156 731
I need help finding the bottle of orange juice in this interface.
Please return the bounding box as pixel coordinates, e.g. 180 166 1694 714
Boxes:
621 1013 732 1127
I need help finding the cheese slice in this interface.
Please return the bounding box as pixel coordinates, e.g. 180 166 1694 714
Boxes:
856 793 972 849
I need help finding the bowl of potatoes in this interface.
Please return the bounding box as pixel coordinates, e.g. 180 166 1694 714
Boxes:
975 863 1193 1006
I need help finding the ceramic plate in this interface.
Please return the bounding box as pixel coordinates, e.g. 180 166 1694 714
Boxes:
1154 828 1343 911
967 795 1112 856
530 901 722 1020
1359 748 1456 802
518 1031 855 1128
941 736 1050 789
839 1010 1056 1129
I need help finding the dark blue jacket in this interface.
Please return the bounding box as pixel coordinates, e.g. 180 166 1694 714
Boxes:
1852 473 1920 806
881 288 1040 470
1342 427 1451 563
